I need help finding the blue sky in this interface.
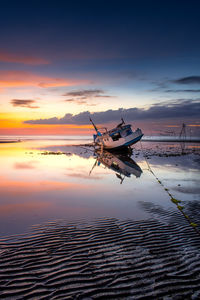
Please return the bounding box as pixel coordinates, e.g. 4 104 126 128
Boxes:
0 0 200 135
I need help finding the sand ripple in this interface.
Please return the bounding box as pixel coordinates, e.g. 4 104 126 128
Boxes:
0 215 200 299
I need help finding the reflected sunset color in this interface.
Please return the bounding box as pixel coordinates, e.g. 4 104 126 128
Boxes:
0 137 199 237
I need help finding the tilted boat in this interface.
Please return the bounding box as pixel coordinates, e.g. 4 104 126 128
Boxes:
90 118 143 150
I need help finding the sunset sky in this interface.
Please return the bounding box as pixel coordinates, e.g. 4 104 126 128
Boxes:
0 0 200 136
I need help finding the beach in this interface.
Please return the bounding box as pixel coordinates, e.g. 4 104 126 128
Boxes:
0 137 200 299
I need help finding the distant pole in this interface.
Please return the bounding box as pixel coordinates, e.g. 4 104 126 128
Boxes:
179 123 186 141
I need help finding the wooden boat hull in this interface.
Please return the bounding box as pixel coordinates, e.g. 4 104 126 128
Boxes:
98 132 143 150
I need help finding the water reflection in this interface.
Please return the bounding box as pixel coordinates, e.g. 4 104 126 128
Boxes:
0 138 199 237
91 149 142 184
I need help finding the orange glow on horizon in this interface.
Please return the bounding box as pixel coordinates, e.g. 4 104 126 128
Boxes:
163 124 200 128
0 113 93 135
188 124 200 127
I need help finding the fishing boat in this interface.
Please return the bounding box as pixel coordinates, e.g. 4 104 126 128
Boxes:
90 118 143 150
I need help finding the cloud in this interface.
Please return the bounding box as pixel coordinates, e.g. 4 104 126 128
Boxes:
0 70 87 88
151 76 200 93
63 89 112 106
0 51 49 65
65 99 75 102
24 99 200 125
63 89 111 98
165 89 200 93
11 99 39 109
172 76 200 85
64 98 98 106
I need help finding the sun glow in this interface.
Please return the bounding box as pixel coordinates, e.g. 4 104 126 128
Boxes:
0 112 93 135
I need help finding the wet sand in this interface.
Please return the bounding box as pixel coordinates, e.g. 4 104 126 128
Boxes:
1 211 200 299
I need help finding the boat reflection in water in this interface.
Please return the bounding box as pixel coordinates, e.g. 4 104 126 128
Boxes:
90 148 142 184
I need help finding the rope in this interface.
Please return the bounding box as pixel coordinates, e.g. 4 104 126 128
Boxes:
139 141 200 236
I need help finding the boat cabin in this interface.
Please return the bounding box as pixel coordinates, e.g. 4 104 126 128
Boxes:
108 125 133 141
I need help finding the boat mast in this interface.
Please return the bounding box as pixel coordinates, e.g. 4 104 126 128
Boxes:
89 117 98 133
116 118 125 128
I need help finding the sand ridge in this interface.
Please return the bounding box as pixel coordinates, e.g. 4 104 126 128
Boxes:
0 213 200 299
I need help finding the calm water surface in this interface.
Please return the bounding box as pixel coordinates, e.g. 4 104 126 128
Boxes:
0 136 199 237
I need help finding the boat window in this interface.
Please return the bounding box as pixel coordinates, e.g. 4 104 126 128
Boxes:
111 132 121 141
125 129 132 136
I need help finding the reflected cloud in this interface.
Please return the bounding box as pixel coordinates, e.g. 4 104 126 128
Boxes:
68 172 102 180
14 161 38 169
173 185 200 195
0 176 87 196
0 201 50 214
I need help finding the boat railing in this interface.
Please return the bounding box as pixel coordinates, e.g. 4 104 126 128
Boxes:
98 127 108 133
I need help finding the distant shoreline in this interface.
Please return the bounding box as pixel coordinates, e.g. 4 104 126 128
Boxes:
142 137 200 143
0 140 21 143
0 136 200 143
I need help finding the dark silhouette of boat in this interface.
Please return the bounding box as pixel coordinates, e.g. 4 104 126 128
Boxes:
90 148 142 183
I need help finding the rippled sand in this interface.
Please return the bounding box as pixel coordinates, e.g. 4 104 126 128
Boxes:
1 210 200 299
0 139 200 299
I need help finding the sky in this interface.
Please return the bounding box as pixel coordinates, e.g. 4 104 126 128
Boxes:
0 0 200 136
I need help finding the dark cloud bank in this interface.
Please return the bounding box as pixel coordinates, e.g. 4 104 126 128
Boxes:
24 100 200 125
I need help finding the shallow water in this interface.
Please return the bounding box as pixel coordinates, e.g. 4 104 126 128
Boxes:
0 137 199 237
1 137 200 299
